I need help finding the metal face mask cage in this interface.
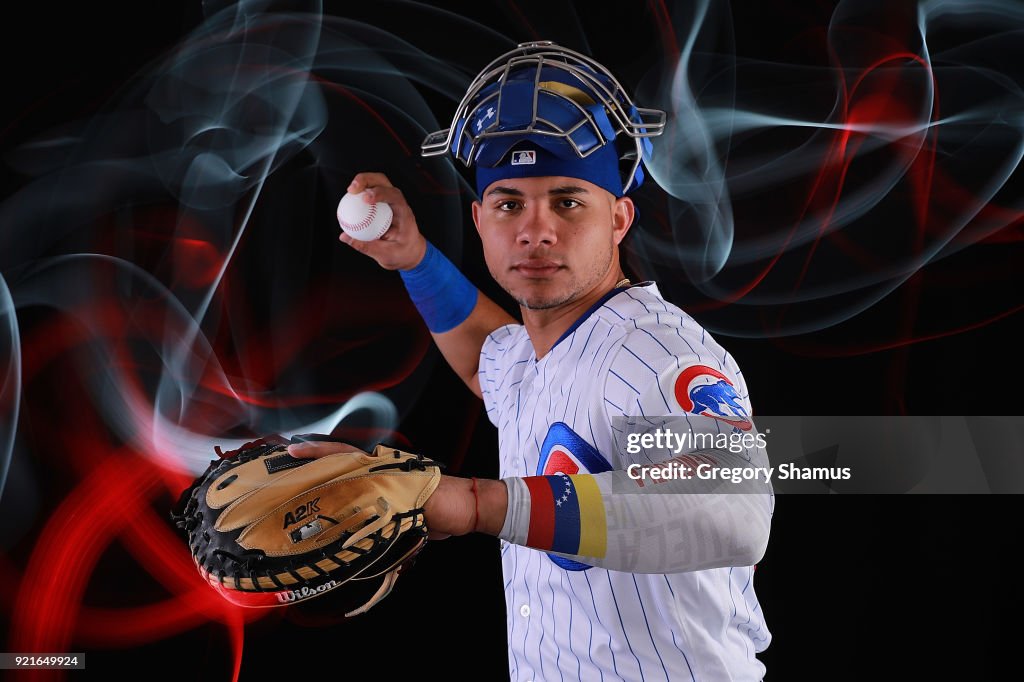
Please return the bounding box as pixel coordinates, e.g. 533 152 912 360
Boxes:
422 41 666 195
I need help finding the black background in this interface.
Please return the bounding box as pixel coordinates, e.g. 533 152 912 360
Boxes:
1 1 1021 679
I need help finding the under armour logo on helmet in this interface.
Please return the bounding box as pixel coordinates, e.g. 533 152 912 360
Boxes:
475 107 496 132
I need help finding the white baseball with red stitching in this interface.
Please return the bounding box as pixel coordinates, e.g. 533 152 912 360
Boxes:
337 191 393 241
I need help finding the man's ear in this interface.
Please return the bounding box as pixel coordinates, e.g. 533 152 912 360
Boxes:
471 200 482 237
612 196 636 245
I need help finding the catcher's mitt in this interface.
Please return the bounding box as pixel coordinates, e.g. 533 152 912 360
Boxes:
171 435 442 615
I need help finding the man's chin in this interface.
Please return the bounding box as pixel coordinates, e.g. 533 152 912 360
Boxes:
517 298 563 311
514 290 577 310
501 275 584 311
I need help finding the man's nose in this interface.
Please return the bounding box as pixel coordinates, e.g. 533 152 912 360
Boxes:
516 205 558 246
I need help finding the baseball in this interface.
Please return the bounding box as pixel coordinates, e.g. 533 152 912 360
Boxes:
336 190 393 241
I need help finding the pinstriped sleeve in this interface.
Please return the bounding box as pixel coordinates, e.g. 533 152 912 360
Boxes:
603 322 759 465
478 323 522 427
498 321 774 573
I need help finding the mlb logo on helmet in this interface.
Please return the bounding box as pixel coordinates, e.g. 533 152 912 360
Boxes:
673 365 753 431
511 150 536 165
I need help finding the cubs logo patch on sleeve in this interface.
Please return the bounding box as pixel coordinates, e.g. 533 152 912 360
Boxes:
673 365 753 431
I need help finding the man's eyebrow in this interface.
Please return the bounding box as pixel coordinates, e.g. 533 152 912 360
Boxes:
548 186 589 195
485 185 591 197
486 186 524 197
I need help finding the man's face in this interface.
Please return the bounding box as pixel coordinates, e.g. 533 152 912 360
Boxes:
471 176 634 311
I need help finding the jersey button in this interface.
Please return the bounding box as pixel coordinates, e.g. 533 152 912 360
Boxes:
519 604 531 617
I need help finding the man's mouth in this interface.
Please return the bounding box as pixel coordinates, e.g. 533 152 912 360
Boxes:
512 259 563 278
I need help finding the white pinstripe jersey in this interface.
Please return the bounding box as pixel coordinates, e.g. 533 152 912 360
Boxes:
479 282 771 682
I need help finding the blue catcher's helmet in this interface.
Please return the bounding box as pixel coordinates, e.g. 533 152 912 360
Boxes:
421 41 666 197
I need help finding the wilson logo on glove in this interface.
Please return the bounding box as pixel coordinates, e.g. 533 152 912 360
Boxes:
275 581 340 605
171 435 443 615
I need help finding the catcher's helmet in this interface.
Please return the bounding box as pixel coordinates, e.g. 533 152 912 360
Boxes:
421 41 666 195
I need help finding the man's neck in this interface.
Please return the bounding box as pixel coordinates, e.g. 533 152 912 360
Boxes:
521 270 626 359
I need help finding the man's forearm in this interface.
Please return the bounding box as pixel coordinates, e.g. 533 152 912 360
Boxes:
423 474 509 536
497 451 773 573
432 294 517 397
421 460 771 575
397 239 516 396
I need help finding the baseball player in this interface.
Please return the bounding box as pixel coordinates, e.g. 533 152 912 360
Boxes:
293 42 773 680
